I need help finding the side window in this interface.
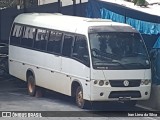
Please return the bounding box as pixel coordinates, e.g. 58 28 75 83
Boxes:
47 31 62 54
21 26 36 48
10 24 23 45
34 29 49 51
72 36 90 66
62 35 74 57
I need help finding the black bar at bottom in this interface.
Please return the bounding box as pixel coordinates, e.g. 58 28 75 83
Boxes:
0 111 160 117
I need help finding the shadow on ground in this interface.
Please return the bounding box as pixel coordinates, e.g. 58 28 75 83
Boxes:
0 75 148 113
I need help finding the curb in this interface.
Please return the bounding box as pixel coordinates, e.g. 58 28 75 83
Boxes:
136 104 158 111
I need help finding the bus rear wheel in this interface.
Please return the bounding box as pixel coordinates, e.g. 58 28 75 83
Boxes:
27 74 36 96
76 86 86 109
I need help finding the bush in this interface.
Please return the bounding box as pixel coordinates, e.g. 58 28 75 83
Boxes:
133 0 148 6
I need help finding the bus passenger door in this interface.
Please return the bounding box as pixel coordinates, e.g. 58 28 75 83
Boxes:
61 35 90 98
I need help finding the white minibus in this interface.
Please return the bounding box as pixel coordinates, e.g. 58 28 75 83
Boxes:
9 13 151 108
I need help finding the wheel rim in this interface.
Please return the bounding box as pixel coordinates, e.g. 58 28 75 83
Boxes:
28 77 34 93
77 90 83 107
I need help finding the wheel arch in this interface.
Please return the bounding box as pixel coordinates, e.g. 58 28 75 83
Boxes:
26 68 37 97
71 79 83 97
26 68 35 82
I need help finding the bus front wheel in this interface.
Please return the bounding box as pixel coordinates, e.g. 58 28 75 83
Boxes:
76 86 86 109
27 74 36 96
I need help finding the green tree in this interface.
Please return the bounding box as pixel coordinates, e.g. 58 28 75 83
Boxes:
0 0 38 8
133 0 147 6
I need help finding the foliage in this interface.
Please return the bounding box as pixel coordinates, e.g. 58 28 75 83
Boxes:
0 0 38 8
0 0 17 8
133 0 148 6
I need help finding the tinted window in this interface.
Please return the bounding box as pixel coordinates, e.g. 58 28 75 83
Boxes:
72 36 89 66
47 31 62 54
62 35 74 57
21 26 36 47
34 29 49 51
10 24 23 45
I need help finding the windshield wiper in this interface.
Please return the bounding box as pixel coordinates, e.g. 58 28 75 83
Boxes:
126 52 147 57
94 59 127 69
124 63 148 68
93 54 113 61
91 48 118 60
112 60 127 69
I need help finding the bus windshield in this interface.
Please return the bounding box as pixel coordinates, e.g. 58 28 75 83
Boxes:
89 32 150 70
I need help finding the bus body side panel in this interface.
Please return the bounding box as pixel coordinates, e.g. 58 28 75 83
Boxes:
9 57 27 81
9 45 91 97
9 46 30 81
61 57 91 100
9 46 67 94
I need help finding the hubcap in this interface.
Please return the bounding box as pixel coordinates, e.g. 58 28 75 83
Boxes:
77 90 83 107
28 77 34 93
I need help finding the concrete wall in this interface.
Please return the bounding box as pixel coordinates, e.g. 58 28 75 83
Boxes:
0 1 88 43
38 0 88 6
37 0 88 16
38 0 57 5
0 2 59 43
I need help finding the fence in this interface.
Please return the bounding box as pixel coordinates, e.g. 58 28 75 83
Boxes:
0 2 87 43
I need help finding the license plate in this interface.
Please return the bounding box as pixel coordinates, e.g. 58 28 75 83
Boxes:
119 97 131 101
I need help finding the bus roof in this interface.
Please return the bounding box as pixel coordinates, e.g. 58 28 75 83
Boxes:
14 13 136 35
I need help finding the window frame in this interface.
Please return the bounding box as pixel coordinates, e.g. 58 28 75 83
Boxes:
9 23 90 67
61 34 75 58
10 23 24 46
47 30 63 55
71 35 90 67
34 28 50 51
21 26 36 48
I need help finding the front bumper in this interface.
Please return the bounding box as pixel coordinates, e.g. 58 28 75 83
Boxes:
90 81 151 101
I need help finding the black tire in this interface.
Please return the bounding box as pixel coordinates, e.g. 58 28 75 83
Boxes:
124 100 137 107
27 74 36 96
76 86 86 109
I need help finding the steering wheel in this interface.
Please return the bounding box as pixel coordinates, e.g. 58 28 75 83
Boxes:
91 48 101 57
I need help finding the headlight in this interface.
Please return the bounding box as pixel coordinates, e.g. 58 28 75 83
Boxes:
144 80 151 85
93 80 109 86
141 79 151 85
105 81 109 85
99 80 104 86
94 80 98 84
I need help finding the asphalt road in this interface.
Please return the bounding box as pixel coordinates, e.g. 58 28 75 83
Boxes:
0 75 159 120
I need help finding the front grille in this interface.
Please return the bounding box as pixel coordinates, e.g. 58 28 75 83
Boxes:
109 91 141 98
109 80 141 87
